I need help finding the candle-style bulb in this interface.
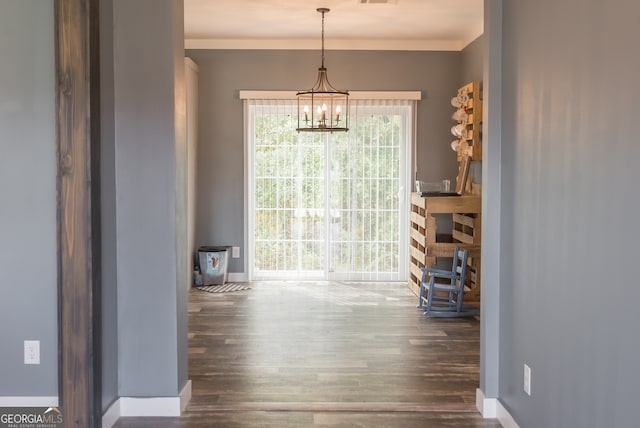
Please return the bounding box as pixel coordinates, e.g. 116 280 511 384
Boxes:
316 104 325 123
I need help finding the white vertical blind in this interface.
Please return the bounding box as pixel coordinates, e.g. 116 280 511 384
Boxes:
329 99 412 280
246 97 414 281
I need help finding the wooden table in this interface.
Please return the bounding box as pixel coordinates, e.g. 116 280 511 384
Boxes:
409 193 482 301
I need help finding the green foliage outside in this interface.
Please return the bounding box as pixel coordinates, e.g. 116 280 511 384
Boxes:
253 105 404 276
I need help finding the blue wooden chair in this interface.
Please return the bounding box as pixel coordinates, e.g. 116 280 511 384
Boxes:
417 247 479 317
416 248 462 309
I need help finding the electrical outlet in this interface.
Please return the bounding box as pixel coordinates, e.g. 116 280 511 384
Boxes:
232 246 240 258
523 363 531 396
24 340 40 365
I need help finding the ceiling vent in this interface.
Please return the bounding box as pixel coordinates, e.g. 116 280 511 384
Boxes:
359 0 398 4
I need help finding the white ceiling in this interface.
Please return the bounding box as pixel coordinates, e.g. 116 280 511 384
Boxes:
184 0 484 51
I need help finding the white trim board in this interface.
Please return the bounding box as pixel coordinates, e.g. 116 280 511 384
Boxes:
476 388 496 418
120 397 180 417
476 388 520 428
239 90 422 101
179 380 192 413
185 38 467 52
102 400 121 428
184 57 199 72
0 397 58 407
102 380 192 428
228 272 248 282
497 400 520 428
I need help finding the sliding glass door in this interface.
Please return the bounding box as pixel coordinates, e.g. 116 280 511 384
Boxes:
247 99 411 281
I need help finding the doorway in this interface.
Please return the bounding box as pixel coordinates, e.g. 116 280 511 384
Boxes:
246 99 413 281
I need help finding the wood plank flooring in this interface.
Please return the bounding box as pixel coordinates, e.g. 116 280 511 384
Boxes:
114 281 500 427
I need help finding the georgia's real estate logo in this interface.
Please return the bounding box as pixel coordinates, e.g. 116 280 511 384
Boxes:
0 407 63 428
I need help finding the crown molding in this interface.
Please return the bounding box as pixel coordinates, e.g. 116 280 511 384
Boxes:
185 38 469 51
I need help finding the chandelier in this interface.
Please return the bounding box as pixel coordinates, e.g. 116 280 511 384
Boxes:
296 8 349 132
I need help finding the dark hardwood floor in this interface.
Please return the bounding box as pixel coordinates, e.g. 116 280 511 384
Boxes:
114 281 500 427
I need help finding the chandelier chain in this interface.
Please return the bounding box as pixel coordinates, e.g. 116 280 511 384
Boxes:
321 9 325 68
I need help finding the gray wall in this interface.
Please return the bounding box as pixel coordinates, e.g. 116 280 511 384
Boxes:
172 0 190 392
0 1 57 398
461 35 484 86
185 59 199 283
0 0 188 406
100 0 119 411
461 35 484 185
113 0 188 397
499 0 640 426
480 0 502 400
185 49 463 274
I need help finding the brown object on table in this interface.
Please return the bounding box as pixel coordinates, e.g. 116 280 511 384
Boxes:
455 155 471 195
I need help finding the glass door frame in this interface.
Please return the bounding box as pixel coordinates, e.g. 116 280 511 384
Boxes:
243 92 420 282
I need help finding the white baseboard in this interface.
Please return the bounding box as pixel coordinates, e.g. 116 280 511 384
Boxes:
228 272 248 282
475 388 520 428
120 396 181 417
0 397 58 407
179 380 192 413
476 388 497 418
102 400 121 428
102 380 192 427
496 399 520 428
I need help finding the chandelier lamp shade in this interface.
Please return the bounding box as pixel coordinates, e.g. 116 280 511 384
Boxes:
296 8 349 132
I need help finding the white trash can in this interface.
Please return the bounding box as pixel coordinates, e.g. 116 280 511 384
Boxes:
197 246 231 285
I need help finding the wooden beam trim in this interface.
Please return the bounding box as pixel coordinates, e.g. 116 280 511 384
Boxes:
55 0 99 427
